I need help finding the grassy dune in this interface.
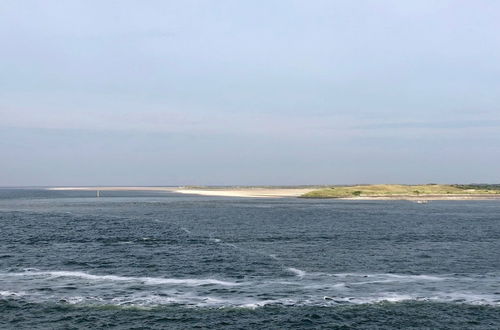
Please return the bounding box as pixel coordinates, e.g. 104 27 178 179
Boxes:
301 184 500 198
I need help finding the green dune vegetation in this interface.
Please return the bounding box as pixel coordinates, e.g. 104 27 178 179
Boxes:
300 184 500 198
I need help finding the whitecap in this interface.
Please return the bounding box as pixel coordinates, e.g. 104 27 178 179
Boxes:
330 273 447 282
287 267 306 277
0 290 25 297
180 227 191 234
333 282 347 289
3 270 239 287
381 274 446 281
240 300 281 309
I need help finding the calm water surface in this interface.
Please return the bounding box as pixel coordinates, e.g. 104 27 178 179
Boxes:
0 189 499 329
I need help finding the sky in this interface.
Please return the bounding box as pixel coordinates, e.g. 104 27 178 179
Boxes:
1 0 499 186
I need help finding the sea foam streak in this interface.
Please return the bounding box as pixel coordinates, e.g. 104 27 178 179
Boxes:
287 267 306 277
330 273 446 280
2 270 239 286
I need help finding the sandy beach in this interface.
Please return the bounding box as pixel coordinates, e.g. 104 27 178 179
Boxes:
173 188 316 198
48 187 177 192
47 186 317 198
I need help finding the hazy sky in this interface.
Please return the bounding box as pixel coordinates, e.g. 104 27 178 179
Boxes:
1 1 499 186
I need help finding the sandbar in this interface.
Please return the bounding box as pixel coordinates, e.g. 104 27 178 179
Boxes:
47 186 316 198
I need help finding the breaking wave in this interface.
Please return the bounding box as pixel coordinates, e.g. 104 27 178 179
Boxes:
1 270 499 308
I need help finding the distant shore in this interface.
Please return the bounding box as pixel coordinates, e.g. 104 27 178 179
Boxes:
46 185 500 200
173 188 315 198
47 187 177 192
338 195 500 201
301 184 500 199
47 186 316 198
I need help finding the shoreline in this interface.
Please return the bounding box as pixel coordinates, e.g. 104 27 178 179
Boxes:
47 187 177 191
45 187 500 200
46 186 316 198
173 188 316 198
337 194 500 201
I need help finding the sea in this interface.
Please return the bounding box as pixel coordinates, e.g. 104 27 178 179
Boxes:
0 188 499 329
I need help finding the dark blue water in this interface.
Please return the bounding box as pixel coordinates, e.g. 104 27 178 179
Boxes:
1 189 499 329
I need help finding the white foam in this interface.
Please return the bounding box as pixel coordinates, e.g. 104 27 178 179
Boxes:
287 267 306 277
378 294 414 303
381 274 446 281
427 292 500 305
337 294 416 304
0 290 25 297
180 227 191 234
3 270 239 287
341 292 500 306
65 296 87 304
350 280 392 285
240 299 282 308
62 292 295 309
3 270 499 308
333 283 347 289
330 273 447 282
142 277 236 286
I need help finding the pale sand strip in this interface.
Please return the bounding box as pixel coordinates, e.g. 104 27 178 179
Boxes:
47 187 316 198
47 187 176 191
173 188 316 198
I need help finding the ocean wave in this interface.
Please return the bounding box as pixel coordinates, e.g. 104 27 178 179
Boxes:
54 293 296 309
5 291 499 308
326 293 500 306
1 270 239 287
180 227 191 234
2 289 499 308
329 273 447 281
0 290 26 297
2 270 499 308
287 267 306 277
